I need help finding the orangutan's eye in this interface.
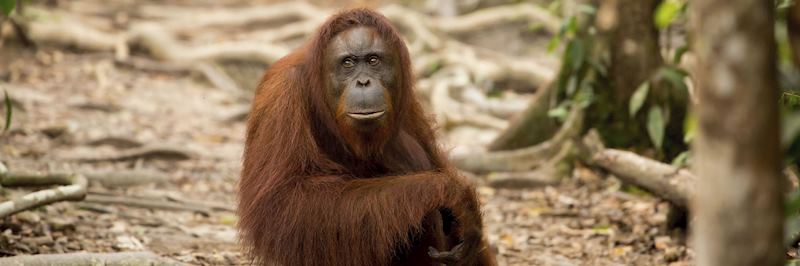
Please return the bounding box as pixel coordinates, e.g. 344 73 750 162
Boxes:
342 58 355 68
368 56 380 66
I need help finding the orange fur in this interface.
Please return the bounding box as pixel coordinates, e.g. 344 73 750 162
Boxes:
238 8 496 266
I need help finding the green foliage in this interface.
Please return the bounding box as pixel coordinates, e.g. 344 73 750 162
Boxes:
778 0 795 10
670 151 691 167
647 106 666 149
526 23 544 33
672 45 689 65
783 112 800 148
786 190 800 247
576 4 597 15
783 112 800 171
783 91 800 110
656 66 689 91
623 185 652 197
629 82 650 117
3 89 11 132
547 101 570 121
547 35 561 53
548 16 580 53
654 0 686 29
683 110 697 143
0 0 15 16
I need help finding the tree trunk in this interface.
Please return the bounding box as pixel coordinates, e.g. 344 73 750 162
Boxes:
591 0 690 158
691 1 784 265
604 0 663 106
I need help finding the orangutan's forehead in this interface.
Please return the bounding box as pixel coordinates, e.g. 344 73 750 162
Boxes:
329 27 386 55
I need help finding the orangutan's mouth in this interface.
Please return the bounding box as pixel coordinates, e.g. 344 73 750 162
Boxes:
347 110 386 120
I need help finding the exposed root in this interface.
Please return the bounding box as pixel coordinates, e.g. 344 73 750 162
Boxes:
8 3 557 92
452 106 584 173
488 81 559 151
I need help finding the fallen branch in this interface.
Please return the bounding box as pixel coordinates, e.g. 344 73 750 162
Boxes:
452 106 583 173
0 168 88 218
0 251 180 266
590 149 695 208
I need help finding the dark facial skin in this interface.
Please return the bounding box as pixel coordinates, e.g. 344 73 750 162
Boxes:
325 27 397 131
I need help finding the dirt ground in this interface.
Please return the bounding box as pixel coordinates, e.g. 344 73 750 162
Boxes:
0 1 692 265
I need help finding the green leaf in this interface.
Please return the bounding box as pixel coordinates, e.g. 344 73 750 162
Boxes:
647 106 666 149
683 110 697 143
548 102 570 121
672 45 689 65
564 16 578 36
3 89 11 132
546 1 561 15
547 35 561 53
527 23 544 33
783 112 800 148
588 57 607 76
658 66 689 91
568 39 585 71
629 82 650 117
785 210 800 248
574 84 595 108
654 0 682 29
782 91 800 109
577 4 597 14
566 75 578 96
671 151 691 167
778 0 794 9
0 0 15 16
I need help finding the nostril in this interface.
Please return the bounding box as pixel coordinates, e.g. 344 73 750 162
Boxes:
356 79 370 87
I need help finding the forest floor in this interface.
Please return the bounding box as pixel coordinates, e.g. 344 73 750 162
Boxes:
0 0 691 265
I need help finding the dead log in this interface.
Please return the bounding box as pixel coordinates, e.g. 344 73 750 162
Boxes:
590 149 694 208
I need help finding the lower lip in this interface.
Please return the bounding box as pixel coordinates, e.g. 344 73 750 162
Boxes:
347 110 386 120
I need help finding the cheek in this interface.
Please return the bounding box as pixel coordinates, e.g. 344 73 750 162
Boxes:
376 70 394 89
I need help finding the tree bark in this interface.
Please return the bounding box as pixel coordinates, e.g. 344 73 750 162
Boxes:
592 0 690 157
691 1 784 265
604 0 663 106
